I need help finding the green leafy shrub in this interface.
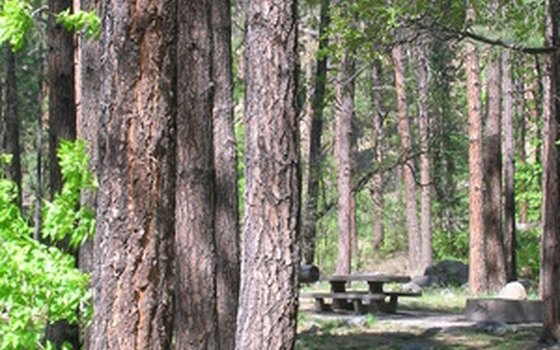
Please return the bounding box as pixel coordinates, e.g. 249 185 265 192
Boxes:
0 139 95 350
0 0 33 50
56 8 100 40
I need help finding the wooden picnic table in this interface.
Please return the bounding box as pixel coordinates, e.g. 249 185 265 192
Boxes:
302 273 420 314
325 274 411 293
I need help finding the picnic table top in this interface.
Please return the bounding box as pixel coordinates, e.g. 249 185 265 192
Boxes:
322 274 411 283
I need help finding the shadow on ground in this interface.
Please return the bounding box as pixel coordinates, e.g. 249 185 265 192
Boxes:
297 308 543 350
297 326 542 350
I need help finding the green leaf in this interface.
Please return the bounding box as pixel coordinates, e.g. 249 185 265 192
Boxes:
56 8 101 39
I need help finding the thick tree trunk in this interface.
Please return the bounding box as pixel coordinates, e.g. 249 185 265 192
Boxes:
392 43 421 271
91 0 176 348
175 1 219 348
211 1 240 349
465 5 487 295
540 0 560 343
371 60 385 251
76 0 101 347
4 47 22 209
48 0 77 199
334 49 356 275
302 0 329 265
235 0 300 348
501 49 517 282
485 48 507 292
417 42 432 271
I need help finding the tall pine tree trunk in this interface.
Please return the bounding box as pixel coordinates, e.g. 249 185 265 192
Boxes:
76 0 101 348
44 0 79 345
91 0 176 347
465 4 487 295
302 0 329 265
540 0 560 343
236 0 300 348
175 1 219 348
502 49 517 282
211 1 240 348
371 60 384 250
334 48 356 275
48 0 77 199
4 47 22 209
485 48 507 292
392 42 421 271
417 41 432 271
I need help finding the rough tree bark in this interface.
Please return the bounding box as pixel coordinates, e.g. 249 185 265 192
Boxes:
175 1 219 348
371 59 385 250
4 47 22 209
302 0 329 265
465 4 487 295
48 0 77 199
484 47 507 292
392 42 421 271
502 49 517 282
44 0 79 345
540 0 560 343
235 0 300 348
90 0 176 348
211 0 240 349
417 41 432 271
334 48 356 275
75 0 101 347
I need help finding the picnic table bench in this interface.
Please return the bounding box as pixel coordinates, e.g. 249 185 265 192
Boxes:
301 274 421 314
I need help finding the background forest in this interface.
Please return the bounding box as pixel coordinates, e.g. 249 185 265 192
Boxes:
0 0 558 349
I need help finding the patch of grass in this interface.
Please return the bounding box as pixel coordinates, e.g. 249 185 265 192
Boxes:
399 286 469 313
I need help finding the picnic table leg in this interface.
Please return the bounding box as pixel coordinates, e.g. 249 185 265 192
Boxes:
368 282 384 294
314 298 331 312
331 281 352 310
379 295 398 313
352 299 366 314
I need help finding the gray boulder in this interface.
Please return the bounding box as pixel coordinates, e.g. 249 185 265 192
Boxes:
423 260 468 287
498 281 527 300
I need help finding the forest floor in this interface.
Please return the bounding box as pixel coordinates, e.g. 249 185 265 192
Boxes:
297 288 547 350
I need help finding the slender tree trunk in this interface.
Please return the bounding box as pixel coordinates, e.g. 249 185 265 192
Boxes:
44 0 79 345
235 0 300 348
465 5 487 295
48 0 77 199
34 48 45 242
417 41 432 271
540 0 560 343
211 1 239 349
76 0 101 347
4 47 22 209
392 42 421 271
502 49 517 282
334 49 356 275
485 48 507 292
302 0 329 265
519 69 531 224
91 0 176 347
534 58 544 164
371 59 384 250
175 1 219 348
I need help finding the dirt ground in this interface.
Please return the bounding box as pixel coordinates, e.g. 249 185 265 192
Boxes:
297 299 548 350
